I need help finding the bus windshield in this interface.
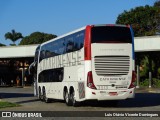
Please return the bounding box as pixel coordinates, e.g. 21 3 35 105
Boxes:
91 26 132 43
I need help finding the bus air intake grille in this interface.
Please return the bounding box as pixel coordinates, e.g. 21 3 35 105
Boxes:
78 82 85 99
94 56 130 76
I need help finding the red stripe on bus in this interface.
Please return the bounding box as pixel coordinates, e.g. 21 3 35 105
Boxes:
84 25 93 60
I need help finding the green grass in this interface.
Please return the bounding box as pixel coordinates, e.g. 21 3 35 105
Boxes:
0 100 20 109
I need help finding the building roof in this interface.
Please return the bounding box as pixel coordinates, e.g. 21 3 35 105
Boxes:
0 44 38 58
134 35 160 52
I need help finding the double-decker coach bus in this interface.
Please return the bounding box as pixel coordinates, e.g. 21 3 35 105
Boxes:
30 24 136 106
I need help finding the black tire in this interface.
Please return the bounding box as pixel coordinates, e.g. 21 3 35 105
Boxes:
43 88 50 103
70 89 80 107
64 90 72 106
38 87 43 101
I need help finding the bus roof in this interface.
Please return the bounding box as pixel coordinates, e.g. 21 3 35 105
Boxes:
40 24 129 47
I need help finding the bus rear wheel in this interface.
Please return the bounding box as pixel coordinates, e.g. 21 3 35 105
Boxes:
38 87 43 101
43 88 50 103
64 90 72 106
70 89 79 107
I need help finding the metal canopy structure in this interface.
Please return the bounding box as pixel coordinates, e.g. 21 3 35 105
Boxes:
0 36 160 58
0 44 38 58
134 36 160 52
134 36 160 88
0 36 160 59
0 36 160 87
0 45 38 86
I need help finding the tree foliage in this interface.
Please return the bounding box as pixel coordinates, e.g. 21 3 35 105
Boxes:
154 0 160 7
116 4 160 36
0 43 6 46
154 0 160 33
5 29 23 45
19 32 57 45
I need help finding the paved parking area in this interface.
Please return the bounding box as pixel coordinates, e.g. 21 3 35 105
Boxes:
1 87 160 120
0 86 160 111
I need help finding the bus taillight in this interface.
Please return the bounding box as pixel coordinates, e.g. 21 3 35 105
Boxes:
129 71 136 89
87 71 97 89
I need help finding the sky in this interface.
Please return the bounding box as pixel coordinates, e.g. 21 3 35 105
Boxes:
0 0 156 45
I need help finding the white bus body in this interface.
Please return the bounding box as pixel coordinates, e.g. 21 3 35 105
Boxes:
31 24 136 106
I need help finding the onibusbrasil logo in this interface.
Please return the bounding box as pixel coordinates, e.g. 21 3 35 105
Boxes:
2 112 42 118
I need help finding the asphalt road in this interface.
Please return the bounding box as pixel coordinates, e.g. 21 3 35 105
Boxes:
1 87 160 120
0 86 160 111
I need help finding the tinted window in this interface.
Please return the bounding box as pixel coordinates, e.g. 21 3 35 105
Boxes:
75 31 85 50
34 46 40 62
66 35 74 53
38 68 64 82
39 30 85 62
66 31 85 53
91 26 132 43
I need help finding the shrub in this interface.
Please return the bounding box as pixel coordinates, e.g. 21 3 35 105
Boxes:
139 78 160 87
152 78 160 87
140 79 149 87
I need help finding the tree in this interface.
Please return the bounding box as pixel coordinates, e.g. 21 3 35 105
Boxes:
19 32 57 45
116 4 160 36
154 0 160 34
5 29 23 45
0 43 6 46
154 0 160 7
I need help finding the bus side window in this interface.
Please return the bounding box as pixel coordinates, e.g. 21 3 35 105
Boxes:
66 35 74 53
74 31 85 51
58 69 63 82
67 41 74 52
39 47 45 62
34 46 40 63
40 50 45 62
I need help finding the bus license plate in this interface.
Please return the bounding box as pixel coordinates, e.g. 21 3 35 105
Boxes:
109 92 118 96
